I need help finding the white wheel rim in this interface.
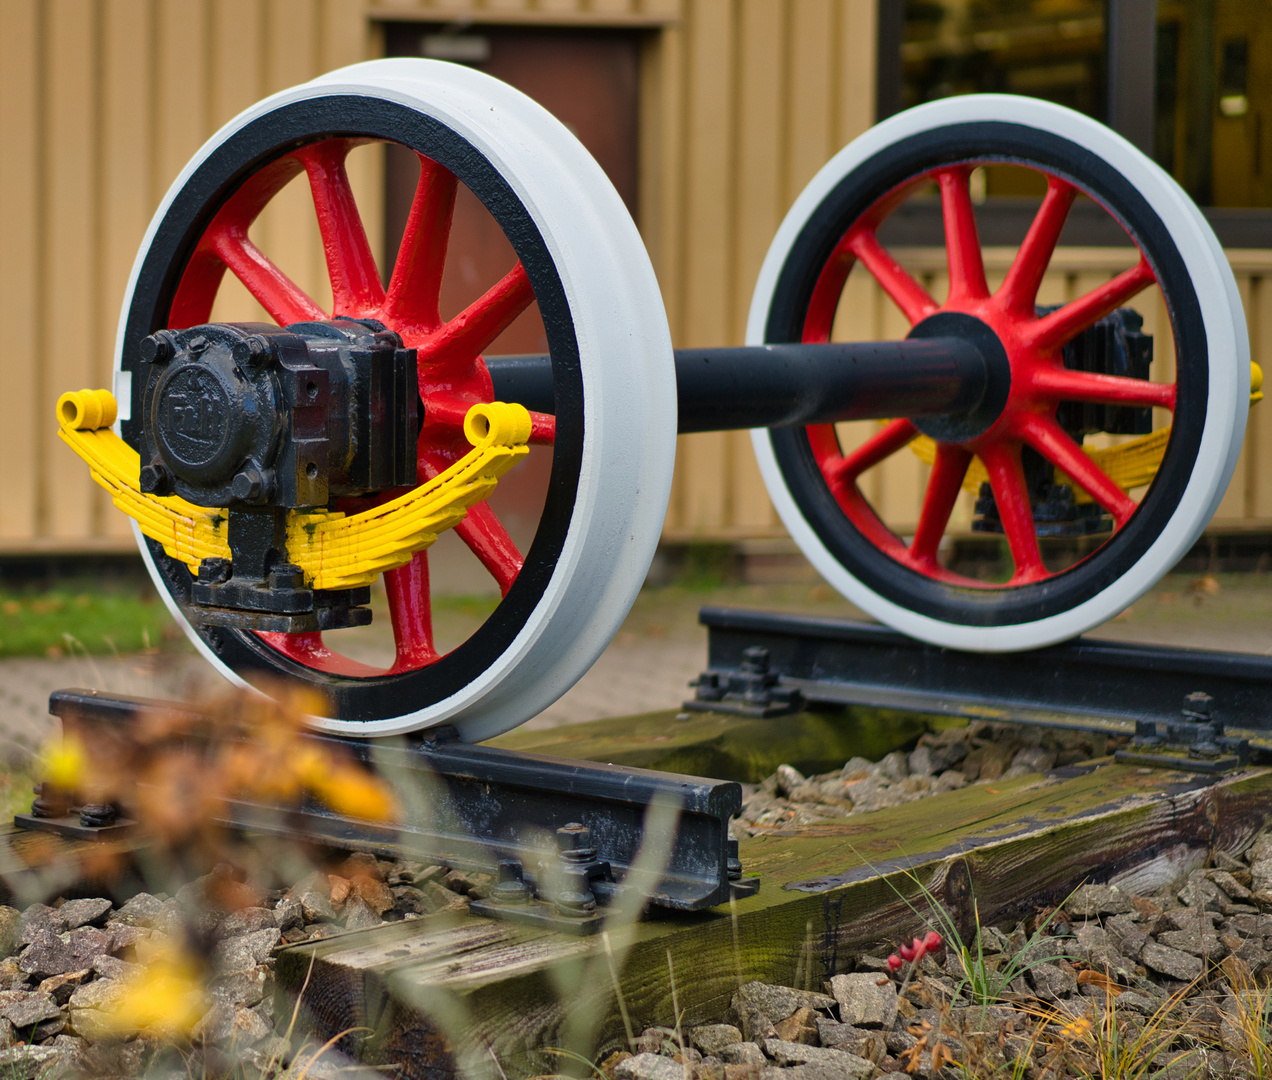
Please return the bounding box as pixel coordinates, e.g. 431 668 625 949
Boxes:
749 94 1249 652
116 59 676 737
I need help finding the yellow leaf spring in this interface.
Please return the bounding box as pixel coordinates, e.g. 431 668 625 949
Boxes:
56 389 530 591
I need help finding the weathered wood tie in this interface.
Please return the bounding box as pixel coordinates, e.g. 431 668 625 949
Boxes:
276 757 1272 1080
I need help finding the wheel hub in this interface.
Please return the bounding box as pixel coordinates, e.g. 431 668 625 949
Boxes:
906 312 1012 443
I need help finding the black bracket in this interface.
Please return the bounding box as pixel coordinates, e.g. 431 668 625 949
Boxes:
1113 692 1251 774
20 690 758 936
687 646 804 718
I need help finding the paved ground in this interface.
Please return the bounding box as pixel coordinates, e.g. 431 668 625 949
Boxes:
2 568 1270 760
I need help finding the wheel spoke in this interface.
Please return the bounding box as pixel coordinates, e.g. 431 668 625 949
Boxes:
823 419 919 487
909 443 973 567
997 178 1077 316
979 442 1048 583
1026 257 1155 351
295 141 385 319
210 232 326 325
937 167 989 305
1030 366 1176 410
385 551 439 670
257 631 383 677
846 229 939 325
1018 414 1137 526
382 155 458 334
455 501 523 595
410 262 535 365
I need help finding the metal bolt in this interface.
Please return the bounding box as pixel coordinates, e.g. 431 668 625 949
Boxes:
232 470 264 503
138 332 175 364
556 823 595 860
740 646 770 675
186 334 208 354
239 335 272 372
490 860 531 906
554 823 599 917
79 803 118 828
1182 692 1213 722
727 837 742 881
29 782 70 819
139 461 173 495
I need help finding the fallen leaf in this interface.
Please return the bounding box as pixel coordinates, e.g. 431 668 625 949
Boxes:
1076 969 1122 996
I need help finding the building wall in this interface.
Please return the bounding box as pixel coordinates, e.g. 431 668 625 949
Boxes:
0 0 1262 559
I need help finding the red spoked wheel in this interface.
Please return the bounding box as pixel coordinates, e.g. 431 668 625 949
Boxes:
750 94 1248 651
115 60 675 737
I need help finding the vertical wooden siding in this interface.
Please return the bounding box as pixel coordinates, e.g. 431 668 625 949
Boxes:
0 0 377 552
1 0 1268 555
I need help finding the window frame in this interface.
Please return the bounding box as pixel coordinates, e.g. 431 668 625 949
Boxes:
878 0 1272 247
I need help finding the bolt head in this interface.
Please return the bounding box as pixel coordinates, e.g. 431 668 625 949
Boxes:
231 471 263 502
139 461 172 495
138 332 175 364
1183 691 1214 720
741 646 770 674
556 822 591 853
236 335 273 372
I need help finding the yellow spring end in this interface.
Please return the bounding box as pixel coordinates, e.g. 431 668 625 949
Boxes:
57 389 118 432
464 401 533 448
1252 361 1264 405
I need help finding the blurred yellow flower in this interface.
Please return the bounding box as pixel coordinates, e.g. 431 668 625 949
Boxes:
102 946 206 1038
41 734 87 790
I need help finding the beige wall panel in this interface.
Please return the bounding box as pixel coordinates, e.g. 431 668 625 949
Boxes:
643 0 683 18
670 0 734 534
366 0 679 23
1034 268 1067 306
155 0 211 200
732 0 783 341
679 0 733 348
99 0 155 539
836 0 875 145
592 0 640 15
677 432 728 534
0 0 40 542
211 0 264 123
321 0 376 71
785 0 835 206
44 0 98 540
732 431 777 531
641 25 681 321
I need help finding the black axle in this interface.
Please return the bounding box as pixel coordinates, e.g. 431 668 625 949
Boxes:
487 336 996 434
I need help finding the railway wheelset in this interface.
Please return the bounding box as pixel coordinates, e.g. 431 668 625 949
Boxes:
42 59 1264 924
